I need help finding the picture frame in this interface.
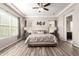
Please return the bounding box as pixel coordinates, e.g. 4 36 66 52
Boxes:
37 21 45 25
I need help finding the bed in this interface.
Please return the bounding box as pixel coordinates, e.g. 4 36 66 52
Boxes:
25 33 58 47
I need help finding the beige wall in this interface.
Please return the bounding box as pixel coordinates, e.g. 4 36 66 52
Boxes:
57 4 79 47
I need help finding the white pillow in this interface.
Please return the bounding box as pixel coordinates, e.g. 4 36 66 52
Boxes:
37 31 44 34
32 30 44 34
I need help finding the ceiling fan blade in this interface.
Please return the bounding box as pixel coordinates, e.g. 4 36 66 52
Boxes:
37 3 40 6
43 8 49 11
32 7 39 9
41 3 43 7
44 3 51 7
37 3 43 7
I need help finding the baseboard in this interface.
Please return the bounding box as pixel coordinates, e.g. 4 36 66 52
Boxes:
0 38 22 51
72 42 79 48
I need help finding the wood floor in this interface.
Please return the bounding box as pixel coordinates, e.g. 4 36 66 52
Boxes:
0 40 79 56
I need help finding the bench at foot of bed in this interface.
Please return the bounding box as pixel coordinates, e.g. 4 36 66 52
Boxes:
28 42 58 47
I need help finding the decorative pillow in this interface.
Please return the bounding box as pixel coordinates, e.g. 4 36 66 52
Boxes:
32 30 44 34
37 31 44 34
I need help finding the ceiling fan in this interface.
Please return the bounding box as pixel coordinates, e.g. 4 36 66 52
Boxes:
32 3 51 12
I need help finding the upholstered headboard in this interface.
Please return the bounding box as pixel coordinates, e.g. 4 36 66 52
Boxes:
32 30 48 34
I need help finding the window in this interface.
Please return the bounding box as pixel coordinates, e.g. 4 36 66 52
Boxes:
0 8 18 39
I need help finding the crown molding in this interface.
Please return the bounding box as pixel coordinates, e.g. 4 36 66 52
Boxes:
2 3 75 18
4 3 26 17
56 3 75 17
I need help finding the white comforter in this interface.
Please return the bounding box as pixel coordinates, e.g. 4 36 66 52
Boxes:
25 34 57 43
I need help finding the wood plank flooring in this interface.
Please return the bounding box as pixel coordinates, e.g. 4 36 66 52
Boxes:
0 40 79 56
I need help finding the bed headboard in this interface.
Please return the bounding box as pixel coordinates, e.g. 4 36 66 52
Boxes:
32 29 48 34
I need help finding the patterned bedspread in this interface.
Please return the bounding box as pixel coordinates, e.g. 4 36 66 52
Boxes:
25 34 57 43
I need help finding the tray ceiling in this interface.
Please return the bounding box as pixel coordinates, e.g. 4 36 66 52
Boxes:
13 3 69 17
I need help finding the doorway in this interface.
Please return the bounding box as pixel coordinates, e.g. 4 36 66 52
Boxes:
66 15 73 43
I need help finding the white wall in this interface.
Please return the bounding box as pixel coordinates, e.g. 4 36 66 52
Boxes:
32 19 48 30
72 4 79 47
57 15 64 40
57 4 75 41
26 16 57 33
57 4 79 47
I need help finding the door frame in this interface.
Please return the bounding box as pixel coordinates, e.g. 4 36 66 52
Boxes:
64 12 73 41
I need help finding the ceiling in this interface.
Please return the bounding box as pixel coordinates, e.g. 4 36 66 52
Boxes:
13 3 70 17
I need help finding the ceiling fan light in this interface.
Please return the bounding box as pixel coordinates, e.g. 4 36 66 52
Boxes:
38 8 44 12
39 8 43 11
